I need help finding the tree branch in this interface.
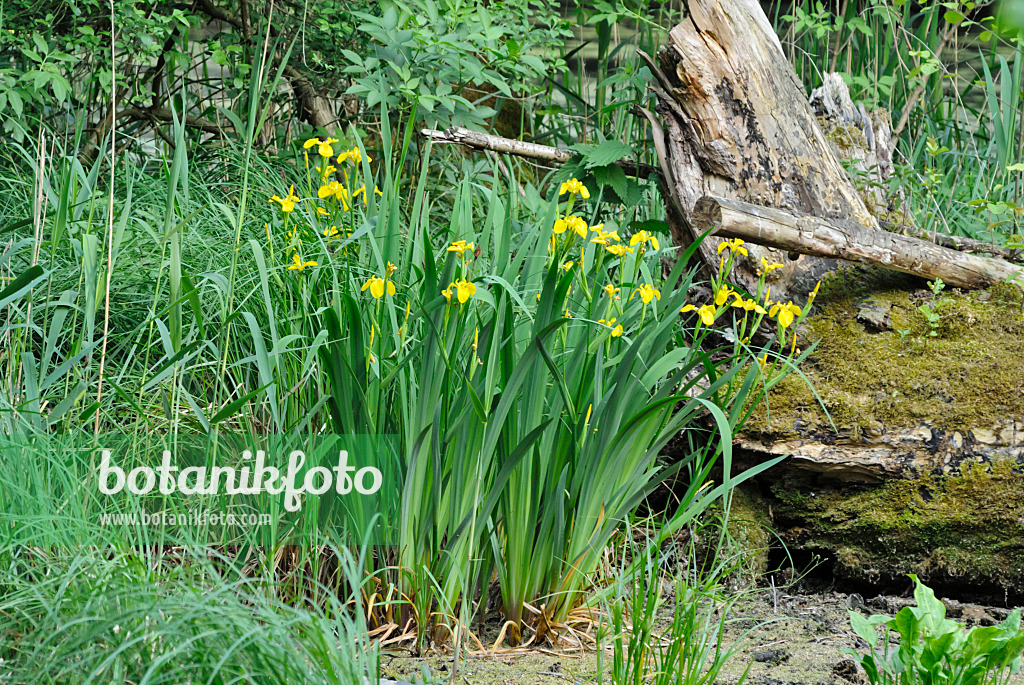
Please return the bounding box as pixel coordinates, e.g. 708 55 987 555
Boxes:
419 126 660 179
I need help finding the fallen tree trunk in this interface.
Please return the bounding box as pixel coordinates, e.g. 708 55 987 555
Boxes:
416 126 1023 274
736 419 1024 482
694 195 1024 290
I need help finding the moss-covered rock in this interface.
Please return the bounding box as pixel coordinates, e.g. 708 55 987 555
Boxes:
746 268 1024 435
725 485 773 583
771 459 1024 594
738 267 1024 594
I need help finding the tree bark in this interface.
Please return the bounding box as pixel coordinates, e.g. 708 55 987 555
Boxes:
736 419 1024 482
644 0 880 302
694 195 1024 290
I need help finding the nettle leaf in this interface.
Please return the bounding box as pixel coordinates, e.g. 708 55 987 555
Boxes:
571 140 634 169
592 164 645 206
593 164 627 199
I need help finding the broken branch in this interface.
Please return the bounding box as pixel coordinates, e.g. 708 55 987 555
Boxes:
419 127 659 179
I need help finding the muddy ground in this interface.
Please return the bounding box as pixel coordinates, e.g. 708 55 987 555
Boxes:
378 585 1024 684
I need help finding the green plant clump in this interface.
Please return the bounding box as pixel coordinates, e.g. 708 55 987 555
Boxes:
845 574 1024 685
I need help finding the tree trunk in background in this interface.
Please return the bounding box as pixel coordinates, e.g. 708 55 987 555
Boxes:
645 0 877 302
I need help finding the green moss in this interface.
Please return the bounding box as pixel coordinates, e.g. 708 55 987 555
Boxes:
772 459 1024 591
748 268 1024 433
821 120 868 152
725 486 773 582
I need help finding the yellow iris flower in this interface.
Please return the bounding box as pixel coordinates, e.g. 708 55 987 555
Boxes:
447 240 475 255
630 284 661 304
629 230 659 251
362 275 396 299
287 254 317 271
553 215 588 238
603 284 620 299
769 301 802 328
443 279 477 304
318 181 352 210
598 318 624 337
760 257 784 274
590 228 620 245
679 303 717 326
714 286 732 306
338 146 371 165
269 185 300 213
559 178 590 199
730 293 767 314
304 137 339 158
717 238 748 257
605 244 634 257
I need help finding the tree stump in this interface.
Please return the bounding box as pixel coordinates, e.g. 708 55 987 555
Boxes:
645 0 879 301
648 0 1024 597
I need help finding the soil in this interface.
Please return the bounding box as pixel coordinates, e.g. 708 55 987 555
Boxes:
378 586 1024 685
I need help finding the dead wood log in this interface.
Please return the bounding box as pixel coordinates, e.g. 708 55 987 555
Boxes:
736 419 1024 482
694 195 1024 290
417 126 1021 271
644 0 884 302
420 127 660 179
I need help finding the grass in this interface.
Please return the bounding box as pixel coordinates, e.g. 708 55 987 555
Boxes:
0 543 378 683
